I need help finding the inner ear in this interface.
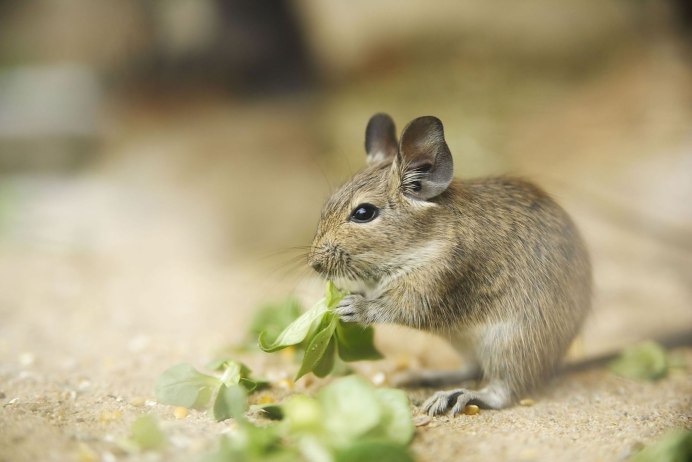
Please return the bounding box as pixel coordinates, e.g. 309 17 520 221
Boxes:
365 113 398 164
398 116 454 200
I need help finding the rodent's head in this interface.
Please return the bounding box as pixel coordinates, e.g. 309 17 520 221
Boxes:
308 113 454 287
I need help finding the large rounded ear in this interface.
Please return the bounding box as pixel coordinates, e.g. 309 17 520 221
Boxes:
365 113 398 164
397 116 454 200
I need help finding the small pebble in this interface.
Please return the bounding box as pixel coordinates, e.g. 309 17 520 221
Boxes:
371 372 386 386
77 380 91 392
463 404 480 416
127 335 150 353
19 352 35 367
519 398 535 407
61 390 78 401
129 396 146 407
174 407 189 419
414 415 432 427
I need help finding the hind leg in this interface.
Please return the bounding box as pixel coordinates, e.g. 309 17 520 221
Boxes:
422 379 512 416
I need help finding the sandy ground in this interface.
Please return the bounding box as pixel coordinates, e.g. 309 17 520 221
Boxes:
1 39 691 462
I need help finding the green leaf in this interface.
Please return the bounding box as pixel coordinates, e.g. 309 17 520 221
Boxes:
335 440 415 462
298 435 334 462
282 394 323 433
213 384 248 422
209 359 268 392
155 363 219 409
248 298 303 347
128 415 166 451
335 322 383 362
257 403 284 420
373 389 414 445
631 429 692 462
609 341 669 381
239 377 269 393
296 316 337 380
312 337 337 378
218 360 244 385
259 281 383 380
325 281 345 308
318 376 382 444
259 304 328 352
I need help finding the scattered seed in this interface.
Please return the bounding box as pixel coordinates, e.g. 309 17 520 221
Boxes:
75 443 98 462
174 407 189 419
257 395 276 405
99 410 122 423
278 379 294 390
463 404 480 415
279 346 296 361
393 355 412 372
519 398 535 407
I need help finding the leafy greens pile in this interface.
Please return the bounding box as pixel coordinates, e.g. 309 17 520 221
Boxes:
259 281 382 380
205 375 415 462
155 360 267 421
608 341 669 381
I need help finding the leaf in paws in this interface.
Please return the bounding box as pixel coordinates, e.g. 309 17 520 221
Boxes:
312 336 337 378
258 303 327 352
259 280 383 380
296 317 337 380
336 321 383 362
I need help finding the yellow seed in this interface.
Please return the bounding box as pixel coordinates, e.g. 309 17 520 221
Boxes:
76 443 98 462
257 395 275 405
174 407 188 419
393 354 411 372
278 378 294 390
463 404 480 415
519 398 535 407
279 346 296 361
99 410 122 423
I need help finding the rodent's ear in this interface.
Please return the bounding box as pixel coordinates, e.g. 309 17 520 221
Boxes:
365 113 398 164
398 116 454 200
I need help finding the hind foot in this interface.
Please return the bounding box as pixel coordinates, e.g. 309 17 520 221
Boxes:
422 380 512 416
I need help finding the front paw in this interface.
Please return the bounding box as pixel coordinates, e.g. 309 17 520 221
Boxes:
334 294 369 324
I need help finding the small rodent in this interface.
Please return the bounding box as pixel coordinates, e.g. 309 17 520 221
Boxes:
308 113 592 415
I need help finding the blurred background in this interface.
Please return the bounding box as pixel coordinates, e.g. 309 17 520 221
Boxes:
0 0 691 398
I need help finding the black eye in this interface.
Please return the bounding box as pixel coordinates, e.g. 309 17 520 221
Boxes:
350 203 379 223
